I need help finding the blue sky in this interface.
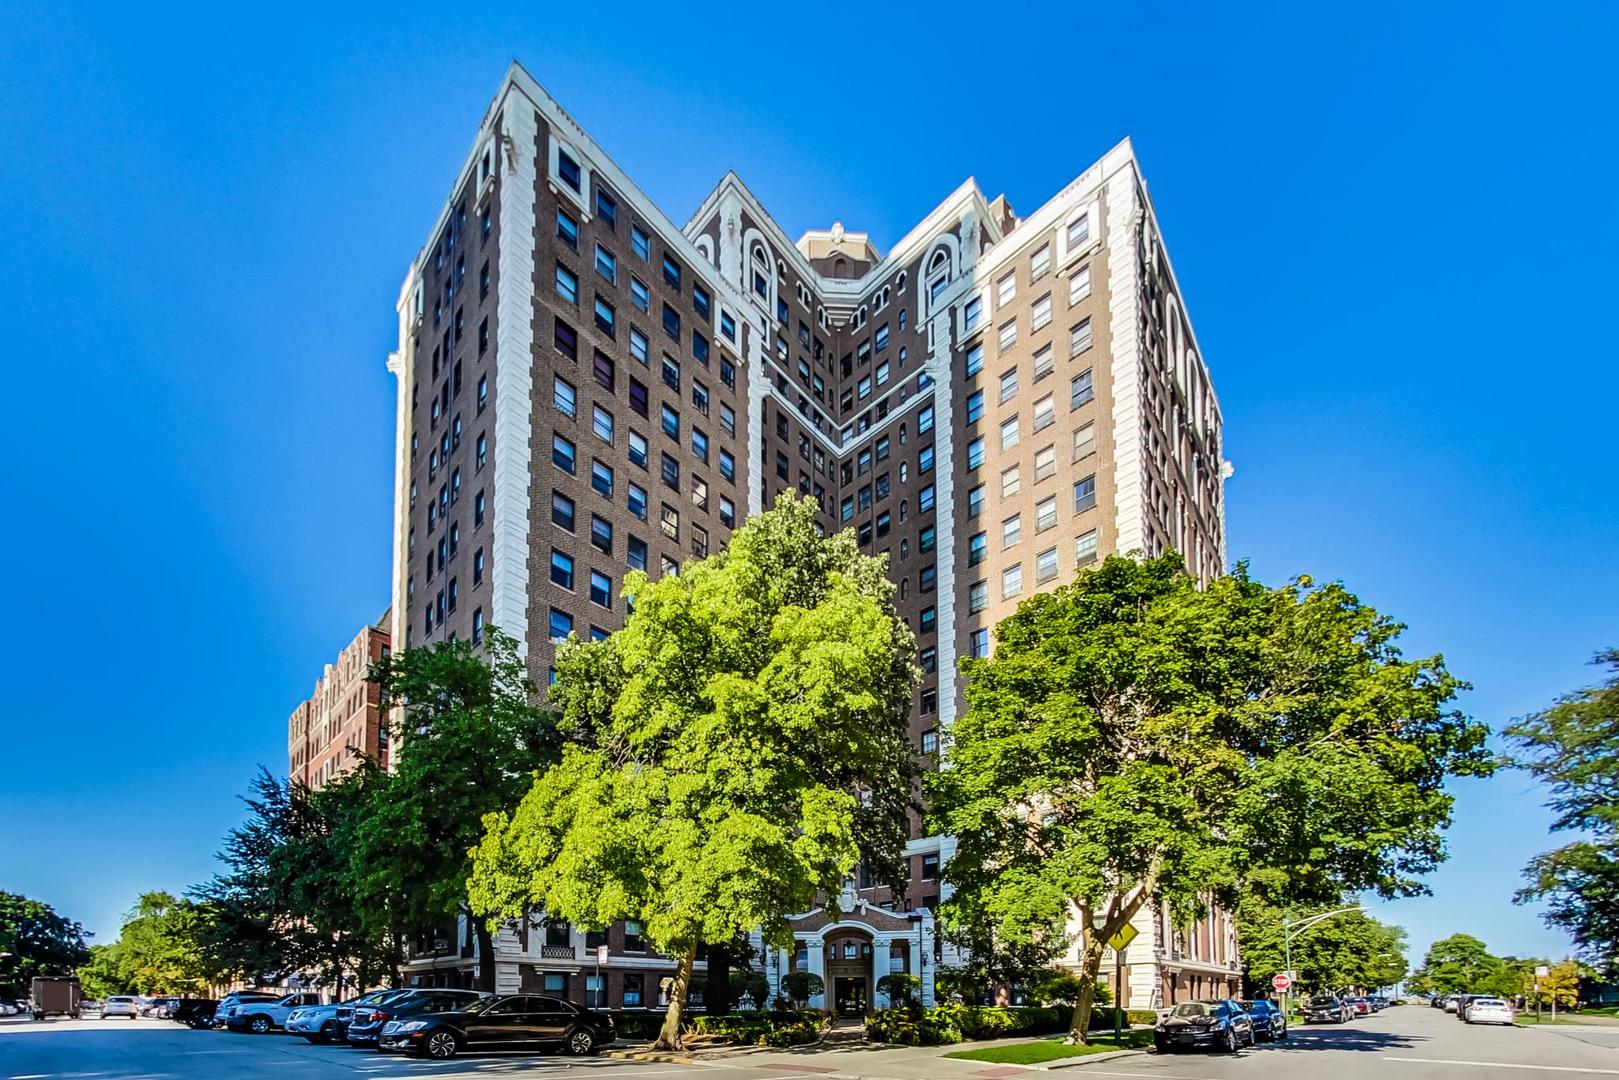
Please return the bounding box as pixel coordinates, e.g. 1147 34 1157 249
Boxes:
2 2 1614 968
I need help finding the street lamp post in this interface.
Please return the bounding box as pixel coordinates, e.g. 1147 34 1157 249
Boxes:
1280 906 1365 1018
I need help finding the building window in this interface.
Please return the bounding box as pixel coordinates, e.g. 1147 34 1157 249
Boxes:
919 564 937 593
1074 475 1097 513
1069 318 1093 357
591 515 613 554
556 207 578 249
999 367 1019 404
1036 546 1059 583
471 607 484 644
922 853 940 881
965 437 984 471
631 223 650 260
996 270 1016 308
594 296 616 338
630 328 649 365
590 570 612 608
968 580 987 613
557 149 582 191
919 606 936 634
627 536 648 571
963 296 981 330
968 531 987 566
998 319 1017 353
476 433 487 469
591 460 614 498
999 414 1020 451
919 484 935 513
1002 513 1022 547
969 627 990 658
661 453 679 490
660 502 680 541
1002 563 1023 599
553 376 577 417
662 303 680 340
920 645 938 674
550 549 575 590
918 404 935 434
1072 422 1096 460
1036 496 1057 532
661 404 680 439
1034 444 1056 482
628 429 648 468
1071 368 1094 408
967 484 984 519
552 434 576 474
551 491 575 531
719 495 736 528
1069 265 1092 305
625 920 645 952
554 319 578 361
472 548 484 584
1032 243 1051 280
592 404 614 443
594 188 617 229
1031 293 1052 331
965 390 984 424
1076 529 1099 565
549 607 573 643
628 483 648 520
1033 394 1055 431
555 263 578 304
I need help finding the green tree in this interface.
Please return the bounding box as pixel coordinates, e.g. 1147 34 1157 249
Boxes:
1507 649 1619 971
359 629 559 992
0 893 90 998
876 972 921 1008
929 555 1492 1042
1236 901 1407 993
469 495 918 1048
81 893 219 995
781 970 824 1008
1410 933 1507 995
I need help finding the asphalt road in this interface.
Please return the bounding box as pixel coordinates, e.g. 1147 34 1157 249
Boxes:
5 1004 1619 1080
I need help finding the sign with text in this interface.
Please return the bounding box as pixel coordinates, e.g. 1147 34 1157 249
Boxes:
1271 973 1293 992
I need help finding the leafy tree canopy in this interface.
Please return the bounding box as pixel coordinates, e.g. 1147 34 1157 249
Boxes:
929 554 1492 1041
75 892 218 996
1409 932 1518 997
469 495 918 1047
0 892 90 998
1235 900 1407 993
1507 649 1619 971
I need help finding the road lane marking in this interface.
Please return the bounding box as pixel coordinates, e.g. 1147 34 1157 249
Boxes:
1386 1059 1619 1075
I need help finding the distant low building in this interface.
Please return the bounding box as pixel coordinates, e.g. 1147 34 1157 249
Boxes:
287 612 391 789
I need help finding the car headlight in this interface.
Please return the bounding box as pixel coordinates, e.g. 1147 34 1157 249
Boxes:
396 1020 430 1033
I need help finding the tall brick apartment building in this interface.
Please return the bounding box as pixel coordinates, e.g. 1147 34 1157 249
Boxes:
384 62 1232 1011
287 612 391 790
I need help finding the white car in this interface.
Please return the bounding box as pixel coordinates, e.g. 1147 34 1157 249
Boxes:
102 996 141 1019
226 992 322 1034
1465 997 1516 1025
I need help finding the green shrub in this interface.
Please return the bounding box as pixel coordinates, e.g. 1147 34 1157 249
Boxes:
687 1009 823 1046
1127 1009 1158 1027
867 1005 1070 1045
609 1010 664 1039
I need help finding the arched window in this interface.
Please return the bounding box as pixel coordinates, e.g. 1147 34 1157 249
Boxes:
832 257 847 278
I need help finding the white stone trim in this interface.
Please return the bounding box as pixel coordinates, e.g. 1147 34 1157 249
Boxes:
1106 170 1145 557
491 102 539 654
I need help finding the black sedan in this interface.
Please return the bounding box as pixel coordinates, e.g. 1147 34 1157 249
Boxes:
1239 998 1288 1041
378 994 616 1060
1154 1000 1254 1054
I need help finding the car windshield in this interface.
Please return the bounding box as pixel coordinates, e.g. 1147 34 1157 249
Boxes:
1309 996 1338 1006
1171 1003 1210 1018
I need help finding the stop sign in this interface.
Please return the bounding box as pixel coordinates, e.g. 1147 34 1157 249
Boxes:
1272 973 1293 992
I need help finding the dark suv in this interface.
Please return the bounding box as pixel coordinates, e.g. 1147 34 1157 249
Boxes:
378 994 616 1059
1239 999 1287 1041
346 989 488 1047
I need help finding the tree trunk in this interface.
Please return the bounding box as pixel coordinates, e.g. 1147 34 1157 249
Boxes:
474 919 497 993
1066 935 1108 1044
652 943 697 1051
705 939 734 1014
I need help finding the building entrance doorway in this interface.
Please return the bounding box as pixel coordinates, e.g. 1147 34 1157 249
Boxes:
834 976 868 1015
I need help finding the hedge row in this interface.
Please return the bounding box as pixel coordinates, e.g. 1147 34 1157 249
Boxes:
866 1005 1159 1046
688 1010 826 1046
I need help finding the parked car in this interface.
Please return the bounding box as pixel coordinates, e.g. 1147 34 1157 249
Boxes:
1443 994 1463 1013
101 996 141 1019
1431 994 1448 1008
169 999 219 1028
325 989 408 1043
1345 996 1373 1016
1454 994 1488 1020
226 991 322 1034
1303 994 1353 1023
287 990 394 1043
1464 997 1516 1026
378 994 616 1060
1154 1000 1254 1054
211 991 281 1029
144 997 181 1019
1239 999 1288 1041
346 989 488 1047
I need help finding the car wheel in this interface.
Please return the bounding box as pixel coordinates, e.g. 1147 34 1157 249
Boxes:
1153 1036 1169 1053
248 1015 272 1035
1278 1023 1288 1041
424 1030 459 1059
1225 1027 1239 1054
316 1021 335 1043
567 1028 596 1056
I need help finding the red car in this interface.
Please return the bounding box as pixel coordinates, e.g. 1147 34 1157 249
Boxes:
1345 997 1372 1016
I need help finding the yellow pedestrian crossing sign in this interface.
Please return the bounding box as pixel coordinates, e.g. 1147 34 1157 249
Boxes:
1108 924 1138 952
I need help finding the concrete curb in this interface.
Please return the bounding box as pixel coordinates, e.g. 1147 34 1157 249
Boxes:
599 1047 695 1064
1044 1048 1149 1069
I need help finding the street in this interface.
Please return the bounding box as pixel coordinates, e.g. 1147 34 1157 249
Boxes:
8 1006 1619 1080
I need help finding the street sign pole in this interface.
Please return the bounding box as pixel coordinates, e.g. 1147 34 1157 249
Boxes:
1115 945 1125 1045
